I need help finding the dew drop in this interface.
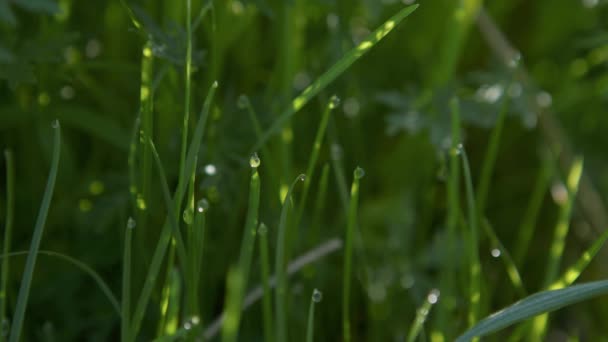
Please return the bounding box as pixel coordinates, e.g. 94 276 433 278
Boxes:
508 52 522 69
491 248 501 258
329 95 341 109
190 316 200 325
258 222 268 235
127 217 136 229
196 198 209 213
212 81 219 88
312 288 323 303
450 143 463 156
204 164 217 176
427 289 440 304
249 152 261 168
183 321 192 330
237 94 249 109
51 119 60 129
354 166 365 180
183 208 194 225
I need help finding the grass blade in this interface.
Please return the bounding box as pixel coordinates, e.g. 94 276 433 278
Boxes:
549 227 608 290
455 280 608 342
238 157 261 292
343 167 365 342
221 267 244 342
295 96 339 227
130 82 218 338
460 147 481 328
179 0 193 183
407 290 440 342
8 121 61 342
1 149 15 337
253 4 419 151
1 250 120 315
258 223 274 342
275 174 306 342
188 198 208 318
122 218 136 342
306 289 322 342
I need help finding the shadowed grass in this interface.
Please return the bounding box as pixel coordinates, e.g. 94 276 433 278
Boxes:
8 121 61 342
258 223 273 342
130 82 218 338
343 166 365 342
253 4 419 151
122 218 135 342
306 289 322 342
1 149 14 340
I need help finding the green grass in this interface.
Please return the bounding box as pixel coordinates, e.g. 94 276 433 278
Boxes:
3 1 608 341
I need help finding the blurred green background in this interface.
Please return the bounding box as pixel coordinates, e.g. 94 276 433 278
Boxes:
1 0 608 340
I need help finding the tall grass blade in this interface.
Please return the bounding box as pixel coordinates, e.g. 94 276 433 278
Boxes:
455 280 608 342
1 149 15 340
179 0 193 183
221 267 244 342
275 174 306 342
188 198 208 318
130 82 218 338
310 163 330 244
306 289 322 342
238 158 261 291
408 290 440 342
257 223 273 342
531 157 583 340
460 147 481 329
122 218 135 342
343 167 365 342
295 96 338 227
253 4 419 151
8 121 61 342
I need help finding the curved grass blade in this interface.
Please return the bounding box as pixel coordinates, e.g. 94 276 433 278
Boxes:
1 250 120 316
275 174 306 342
130 82 218 338
1 149 15 333
306 289 322 342
407 290 440 342
460 147 482 329
343 167 365 342
252 4 419 151
455 280 608 342
9 121 61 342
122 218 135 342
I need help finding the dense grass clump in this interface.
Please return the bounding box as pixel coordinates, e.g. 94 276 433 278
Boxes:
2 1 608 341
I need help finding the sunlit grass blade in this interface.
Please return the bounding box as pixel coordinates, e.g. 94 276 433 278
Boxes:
162 268 181 336
252 4 419 151
460 147 481 329
514 157 552 266
136 40 154 216
306 289 322 342
407 289 440 342
531 157 583 340
1 149 15 338
549 227 608 290
295 96 339 227
343 167 365 342
1 250 120 315
122 218 135 342
476 91 509 214
8 121 61 342
435 97 461 340
275 174 306 342
257 223 273 342
481 218 526 297
221 267 244 342
130 82 218 338
455 280 608 342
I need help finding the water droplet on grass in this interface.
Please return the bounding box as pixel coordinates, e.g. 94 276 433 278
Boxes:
427 289 440 304
127 217 136 229
258 222 268 235
183 208 194 225
354 167 365 179
249 152 261 168
204 164 217 176
237 95 249 109
298 174 306 182
491 248 501 258
51 120 60 128
312 289 323 303
329 95 340 109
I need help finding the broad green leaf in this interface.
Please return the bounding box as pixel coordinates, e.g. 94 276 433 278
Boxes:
455 280 608 342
